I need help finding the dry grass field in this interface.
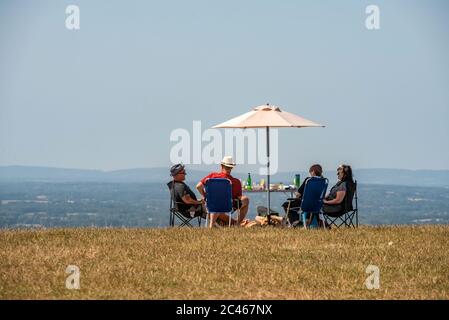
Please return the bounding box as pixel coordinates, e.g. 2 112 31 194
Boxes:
1 226 448 299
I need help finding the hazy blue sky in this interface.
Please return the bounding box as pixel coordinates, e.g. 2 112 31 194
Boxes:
1 0 448 173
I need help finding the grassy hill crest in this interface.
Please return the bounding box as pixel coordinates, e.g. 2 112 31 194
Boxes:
1 226 448 299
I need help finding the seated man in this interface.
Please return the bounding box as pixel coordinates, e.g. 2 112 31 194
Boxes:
168 163 206 219
281 164 323 226
196 156 249 228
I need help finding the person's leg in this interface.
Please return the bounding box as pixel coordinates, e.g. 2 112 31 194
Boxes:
209 213 218 228
280 198 301 225
191 204 202 218
218 213 229 223
193 204 208 219
281 201 288 213
237 195 249 223
282 198 301 212
211 213 236 227
322 204 344 218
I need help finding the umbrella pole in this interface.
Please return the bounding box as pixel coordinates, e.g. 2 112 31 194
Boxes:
266 126 271 225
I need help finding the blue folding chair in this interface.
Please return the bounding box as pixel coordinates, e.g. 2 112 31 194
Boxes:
299 177 329 229
204 178 239 227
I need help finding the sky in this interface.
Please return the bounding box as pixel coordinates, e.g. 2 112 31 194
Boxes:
1 0 448 173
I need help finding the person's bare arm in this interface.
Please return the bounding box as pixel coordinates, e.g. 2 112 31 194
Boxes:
181 194 203 205
324 191 346 205
196 182 206 198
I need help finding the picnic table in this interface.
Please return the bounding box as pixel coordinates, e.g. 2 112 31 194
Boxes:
243 186 298 198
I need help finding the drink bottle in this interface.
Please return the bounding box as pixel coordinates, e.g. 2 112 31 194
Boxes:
294 174 301 188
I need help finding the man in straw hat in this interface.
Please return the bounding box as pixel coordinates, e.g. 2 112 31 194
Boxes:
196 156 249 227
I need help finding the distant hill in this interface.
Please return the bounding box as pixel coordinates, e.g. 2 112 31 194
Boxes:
349 168 449 188
0 166 170 183
1 165 449 187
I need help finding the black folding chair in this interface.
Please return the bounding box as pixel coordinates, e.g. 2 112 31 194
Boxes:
324 180 359 228
167 181 202 228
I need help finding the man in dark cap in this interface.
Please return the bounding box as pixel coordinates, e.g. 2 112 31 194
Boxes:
167 163 206 219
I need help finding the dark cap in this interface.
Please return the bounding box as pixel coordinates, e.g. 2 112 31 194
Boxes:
170 163 185 177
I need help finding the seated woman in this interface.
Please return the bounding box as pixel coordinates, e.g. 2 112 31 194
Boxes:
322 164 354 217
281 164 323 225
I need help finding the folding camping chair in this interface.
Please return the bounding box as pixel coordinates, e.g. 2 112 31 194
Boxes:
167 181 202 228
324 180 358 228
204 178 240 228
284 177 329 229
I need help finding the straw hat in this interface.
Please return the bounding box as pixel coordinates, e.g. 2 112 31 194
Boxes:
220 156 236 168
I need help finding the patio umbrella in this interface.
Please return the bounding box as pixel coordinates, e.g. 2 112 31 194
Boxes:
212 103 324 224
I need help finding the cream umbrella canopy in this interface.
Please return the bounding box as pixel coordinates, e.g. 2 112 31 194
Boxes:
212 104 324 224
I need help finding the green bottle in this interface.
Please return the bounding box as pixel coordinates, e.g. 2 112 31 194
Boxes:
294 174 301 188
247 173 252 190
